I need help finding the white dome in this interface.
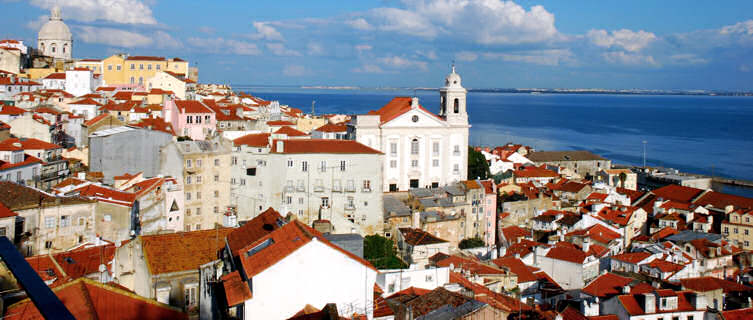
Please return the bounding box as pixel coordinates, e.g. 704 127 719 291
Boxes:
444 65 462 88
38 7 72 41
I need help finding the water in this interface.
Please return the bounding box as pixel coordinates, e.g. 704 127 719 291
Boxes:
236 86 753 193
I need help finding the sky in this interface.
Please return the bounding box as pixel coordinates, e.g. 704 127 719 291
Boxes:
2 0 753 90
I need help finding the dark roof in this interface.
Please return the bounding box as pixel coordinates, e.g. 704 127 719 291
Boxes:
527 150 607 162
399 228 448 246
0 181 92 211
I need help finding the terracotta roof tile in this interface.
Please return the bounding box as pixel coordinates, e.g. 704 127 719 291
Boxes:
233 133 271 147
491 257 537 282
652 184 705 203
274 126 309 137
175 100 213 114
366 97 442 125
545 245 587 264
5 278 186 320
399 228 448 246
271 139 382 154
680 276 753 293
226 207 283 254
582 273 633 298
313 123 347 133
611 252 652 264
722 307 753 320
222 271 252 307
141 228 232 275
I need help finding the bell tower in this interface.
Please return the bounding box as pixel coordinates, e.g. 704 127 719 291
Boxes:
439 64 468 126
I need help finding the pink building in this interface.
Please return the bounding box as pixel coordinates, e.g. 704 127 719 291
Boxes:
480 179 497 247
168 99 216 140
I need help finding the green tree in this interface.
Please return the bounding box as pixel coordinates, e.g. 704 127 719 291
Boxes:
458 237 485 249
468 147 491 180
364 235 407 269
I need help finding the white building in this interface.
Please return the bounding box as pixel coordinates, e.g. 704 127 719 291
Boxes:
231 134 384 235
41 72 66 90
376 266 450 297
0 40 28 55
37 7 72 61
349 66 470 192
65 68 102 97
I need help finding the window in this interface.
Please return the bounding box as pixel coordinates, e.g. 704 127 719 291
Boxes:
214 190 219 198
104 214 112 222
213 206 219 213
139 77 143 85
196 176 202 184
411 139 419 155
45 241 53 249
186 176 191 184
78 217 85 226
156 64 161 70
746 241 750 247
231 178 236 185
302 161 308 172
299 197 304 204
724 227 729 234
240 179 246 186
186 115 192 124
287 159 294 167
214 175 219 182
390 143 397 156
285 196 292 204
346 196 355 209
196 192 201 200
411 160 418 168
45 216 56 229
108 65 112 71
130 64 135 70
116 65 121 71
60 216 70 227
231 156 238 165
453 145 460 155
130 77 135 84
389 184 398 192
453 164 460 173
363 180 371 191
390 160 397 168
148 64 152 70
185 192 191 200
432 142 439 156
321 197 330 208
454 98 459 113
735 228 739 234
196 207 201 215
139 64 144 70
214 158 220 166
196 159 202 167
184 286 197 306
196 115 201 124
746 229 750 236
246 168 256 176
433 159 439 167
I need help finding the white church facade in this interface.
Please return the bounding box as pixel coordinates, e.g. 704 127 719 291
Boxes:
348 66 470 192
37 6 72 60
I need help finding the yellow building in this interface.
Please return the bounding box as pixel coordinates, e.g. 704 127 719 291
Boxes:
74 59 104 74
722 209 753 250
101 54 189 86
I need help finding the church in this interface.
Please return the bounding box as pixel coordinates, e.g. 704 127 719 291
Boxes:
348 66 470 192
37 6 73 60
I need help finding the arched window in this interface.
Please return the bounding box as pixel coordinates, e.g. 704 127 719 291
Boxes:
40 43 45 53
51 44 56 53
139 77 143 85
411 139 419 155
454 98 459 113
63 44 67 53
130 77 135 84
440 96 445 113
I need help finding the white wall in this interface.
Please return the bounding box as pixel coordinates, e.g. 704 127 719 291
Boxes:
244 239 376 320
376 267 449 296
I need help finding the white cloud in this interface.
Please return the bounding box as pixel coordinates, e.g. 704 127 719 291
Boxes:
352 0 559 44
76 26 152 47
283 64 307 77
30 0 156 24
415 49 438 60
377 55 428 71
307 42 325 55
352 64 385 73
720 20 753 36
670 53 708 65
198 26 216 35
187 37 261 55
266 43 302 56
153 31 183 49
456 51 478 62
602 51 658 66
355 44 373 53
345 18 373 31
587 29 657 52
482 49 574 66
247 22 284 41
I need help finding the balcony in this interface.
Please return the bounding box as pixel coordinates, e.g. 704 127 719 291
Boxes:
345 204 355 211
314 186 325 193
361 188 371 193
344 186 356 193
333 185 342 192
296 185 305 192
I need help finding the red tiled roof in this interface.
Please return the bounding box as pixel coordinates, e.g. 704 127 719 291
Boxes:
586 224 621 244
582 272 633 298
617 187 645 202
0 121 9 130
132 117 175 136
126 56 165 61
5 278 187 320
680 277 753 293
43 72 66 80
2 137 61 150
651 227 679 241
274 126 308 137
501 225 529 242
222 271 252 306
695 191 753 210
0 153 43 170
271 139 382 154
175 100 212 114
559 306 588 320
238 220 377 280
617 291 696 316
314 123 347 133
491 256 537 282
0 202 17 219
385 286 431 299
646 259 685 273
142 228 233 275
83 113 109 126
652 184 705 203
611 252 652 264
545 245 587 264
434 254 507 276
399 228 448 246
448 272 530 312
69 97 102 106
367 97 442 124
68 184 136 206
596 205 638 226
722 307 753 320
233 133 271 147
586 192 608 202
226 207 283 254
0 104 27 115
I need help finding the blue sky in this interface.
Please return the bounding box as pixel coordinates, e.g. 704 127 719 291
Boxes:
2 0 753 90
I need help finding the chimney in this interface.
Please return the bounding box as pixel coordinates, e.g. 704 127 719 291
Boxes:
276 140 284 152
583 237 591 253
623 285 631 294
726 205 735 214
412 210 420 228
411 97 419 109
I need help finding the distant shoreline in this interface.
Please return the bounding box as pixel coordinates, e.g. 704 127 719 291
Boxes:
231 85 753 97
